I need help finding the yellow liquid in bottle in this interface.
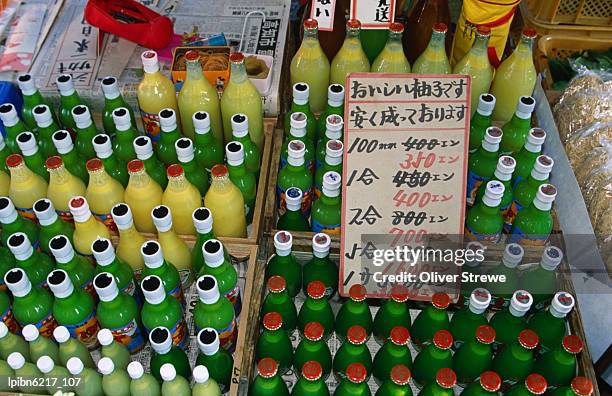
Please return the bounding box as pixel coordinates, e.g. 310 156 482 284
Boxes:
7 154 48 220
330 20 370 86
178 51 223 141
162 165 201 235
70 197 111 256
117 226 146 272
158 228 193 289
221 53 264 149
204 165 247 238
125 161 163 234
0 171 9 196
290 20 331 113
85 160 125 228
46 157 87 216
371 24 411 74
412 24 451 75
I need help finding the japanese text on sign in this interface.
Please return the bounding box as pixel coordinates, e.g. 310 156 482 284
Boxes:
350 0 396 29
310 0 336 31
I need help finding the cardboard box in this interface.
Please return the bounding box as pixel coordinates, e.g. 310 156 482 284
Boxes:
171 46 230 92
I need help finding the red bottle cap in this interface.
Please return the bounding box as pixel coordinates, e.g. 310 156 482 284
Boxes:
390 22 404 34
432 292 450 309
435 368 456 389
301 361 322 381
347 325 367 345
433 22 448 33
229 52 245 63
304 19 318 30
267 276 286 293
476 325 496 345
167 164 184 178
480 371 501 392
127 159 144 173
433 330 453 350
211 164 228 177
185 50 200 61
45 156 63 169
349 284 367 302
523 27 537 38
477 26 491 36
70 196 86 209
563 335 583 354
525 373 547 395
571 377 593 396
518 329 539 350
390 364 411 386
86 158 103 172
391 285 409 302
390 326 410 346
303 322 324 342
262 312 283 331
346 362 367 384
6 154 23 168
257 358 278 379
307 281 326 299
347 19 361 29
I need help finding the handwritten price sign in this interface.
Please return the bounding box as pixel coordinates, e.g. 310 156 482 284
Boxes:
340 73 470 299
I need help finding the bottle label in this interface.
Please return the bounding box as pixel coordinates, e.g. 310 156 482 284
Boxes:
216 317 237 353
121 279 142 307
224 284 242 317
93 212 117 232
15 206 37 223
277 185 311 217
28 312 59 339
167 283 186 308
56 210 74 223
466 171 487 206
508 225 548 246
311 219 340 234
140 111 161 142
464 224 501 243
109 318 146 353
1 304 21 334
503 200 523 231
65 310 101 348
169 317 188 350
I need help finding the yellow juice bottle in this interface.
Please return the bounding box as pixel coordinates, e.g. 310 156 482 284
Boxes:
6 154 47 221
151 205 194 290
453 26 494 116
111 203 146 273
330 19 370 86
46 156 86 223
178 50 223 141
0 171 9 196
85 159 124 232
125 160 163 234
290 19 331 114
137 51 180 143
162 164 201 236
490 28 537 123
204 164 247 238
371 22 411 74
220 53 264 149
412 22 451 74
68 196 111 257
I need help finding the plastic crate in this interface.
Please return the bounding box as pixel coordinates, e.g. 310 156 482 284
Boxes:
527 0 612 27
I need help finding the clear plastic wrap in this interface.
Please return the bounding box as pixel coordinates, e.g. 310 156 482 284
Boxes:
565 122 612 168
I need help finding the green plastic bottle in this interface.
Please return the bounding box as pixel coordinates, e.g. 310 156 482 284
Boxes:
277 187 311 231
282 111 315 173
285 83 317 142
192 365 223 396
16 131 49 181
316 114 344 171
196 328 233 392
22 324 60 364
0 103 27 152
492 329 538 387
250 357 290 396
92 134 129 187
466 126 502 206
411 330 453 387
149 327 191 382
293 360 331 396
17 73 56 131
474 155 515 220
194 275 238 352
465 181 505 242
372 326 412 385
452 325 495 385
256 311 294 374
533 335 582 389
53 325 95 369
160 363 191 396
506 373 549 396
528 291 575 353
500 96 536 155
49 234 95 298
373 285 412 345
193 111 224 174
32 104 59 157
226 141 256 223
261 275 298 332
0 250 15 293
335 284 372 342
94 272 146 354
303 233 338 298
67 357 104 396
98 357 131 396
512 127 546 188
333 325 372 381
460 371 501 395
47 269 100 349
111 107 139 163
298 281 335 337
294 322 333 380
176 137 209 195
0 321 29 360
0 196 39 248
202 239 241 314
7 232 53 288
51 129 89 183
37 354 72 394
490 290 533 347
449 288 491 348
231 113 261 176
97 328 131 370
314 140 343 198
278 140 313 216
156 108 181 165
128 361 161 396
192 207 218 274
133 135 168 189
141 240 184 304
510 183 557 245
316 84 344 145
411 292 450 347
101 76 136 137
469 94 496 152
7 351 45 394
550 376 593 396
0 134 11 173
312 170 341 233
56 74 83 133
93 238 139 302
520 246 563 310
141 275 187 349
34 199 74 253
486 243 523 308
417 367 456 396
334 362 372 396
266 231 303 298
71 105 100 160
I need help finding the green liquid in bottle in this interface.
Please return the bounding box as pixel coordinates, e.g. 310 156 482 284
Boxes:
156 109 181 165
293 360 331 396
231 113 261 176
469 94 495 152
176 138 209 195
505 373 549 396
111 107 139 163
314 140 343 198
333 362 372 396
56 75 84 133
256 311 294 375
49 234 95 298
277 140 313 217
54 325 95 369
282 111 315 173
35 199 75 254
71 105 100 160
196 328 233 393
8 230 55 292
510 184 557 246
500 96 535 156
16 131 49 181
411 330 453 388
333 325 372 382
372 326 412 385
52 130 90 184
92 134 129 187
490 290 532 346
316 113 343 169
261 275 298 332
192 364 223 396
193 275 237 352
486 243 523 307
294 321 332 381
0 197 40 249
128 361 161 396
511 127 545 188
452 325 495 385
227 141 256 223
460 371 501 395
284 83 317 142
466 126 502 206
449 288 491 348
0 103 28 152
533 335 582 389
492 329 538 387
298 281 335 337
266 231 303 298
411 292 450 348
302 233 338 299
134 136 169 189
192 207 217 274
416 367 456 396
149 327 191 382
276 187 310 231
250 357 290 396
99 357 131 396
465 181 505 242
98 328 131 370
18 73 56 131
0 321 29 360
311 171 341 234
160 363 192 396
519 246 562 310
36 355 71 394
375 364 413 396
141 274 187 349
335 284 372 342
32 104 60 158
527 291 574 353
22 324 60 364
101 77 137 137
7 351 46 394
67 356 104 396
193 111 224 174
373 286 412 345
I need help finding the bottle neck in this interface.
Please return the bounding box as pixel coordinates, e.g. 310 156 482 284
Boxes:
230 61 248 84
343 27 363 50
186 59 203 81
128 171 153 189
211 174 233 193
515 35 535 59
9 164 36 183
470 33 490 55
427 30 446 51
49 166 73 185
167 175 190 192
387 30 403 47
88 169 112 187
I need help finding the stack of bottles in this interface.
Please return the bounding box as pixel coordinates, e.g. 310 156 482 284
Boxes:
252 231 591 396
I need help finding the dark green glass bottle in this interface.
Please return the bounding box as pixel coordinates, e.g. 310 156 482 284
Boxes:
375 364 413 396
506 373 548 396
71 105 100 160
32 104 59 158
449 288 491 348
372 326 412 385
311 171 341 234
17 73 56 131
465 181 505 242
94 238 140 302
411 292 450 347
411 330 453 388
91 134 129 187
193 111 224 174
490 290 532 347
261 276 298 332
111 108 139 164
266 231 302 298
133 136 168 189
255 312 294 375
285 83 317 142
277 187 311 231
192 207 216 275
250 357 290 396
417 368 456 396
474 155 515 224
294 322 332 380
0 196 39 248
492 329 539 387
101 76 136 137
56 74 83 133
373 285 412 345
468 94 495 152
156 108 181 165
549 377 593 396
16 132 48 181
282 112 315 173
195 328 233 393
316 114 343 170
298 281 335 337
34 199 74 254
460 371 501 395
231 113 261 176
316 84 344 145
533 335 582 389
176 138 209 196
466 126 502 206
334 362 371 396
226 141 256 223
512 128 546 188
51 130 89 184
486 243 523 308
7 232 54 288
302 233 338 298
149 327 191 382
293 360 331 396
520 246 563 310
49 235 95 298
333 325 372 381
335 284 372 342
527 291 574 353
0 103 27 153
452 325 495 385
277 140 313 217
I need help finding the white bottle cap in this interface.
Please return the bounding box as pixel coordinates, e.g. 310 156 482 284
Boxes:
160 363 177 381
312 233 331 258
101 76 120 100
476 94 496 116
197 328 220 356
47 269 74 298
494 156 515 182
193 365 210 383
141 275 166 305
515 96 536 119
550 291 575 318
482 126 502 152
49 235 75 264
274 231 293 257
284 187 303 212
127 362 145 380
97 328 114 346
149 327 172 354
52 130 74 154
327 84 345 107
7 232 34 261
112 108 132 132
231 114 249 138
152 205 173 232
502 243 524 269
325 114 343 139
53 326 71 343
0 197 18 224
525 128 546 152
193 111 211 134
37 356 55 374
225 141 244 166
509 290 533 317
141 51 160 73
98 357 115 375
17 74 37 96
193 207 213 234
531 155 554 181
203 239 224 267
0 322 7 338
56 75 75 95
111 203 134 230
33 105 53 128
69 196 92 223
322 171 341 198
464 241 485 267
34 199 58 226
482 180 505 207
92 134 112 159
67 357 84 375
133 136 154 160
325 140 343 166
468 288 491 314
534 184 557 211
71 105 93 129
22 324 40 342
159 109 177 132
141 241 164 268
93 272 119 302
7 352 26 370
0 103 19 127
287 140 305 166
196 275 220 304
541 246 563 271
92 238 116 266
16 132 38 156
289 112 307 138
4 268 32 297
292 83 310 105
175 138 195 163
